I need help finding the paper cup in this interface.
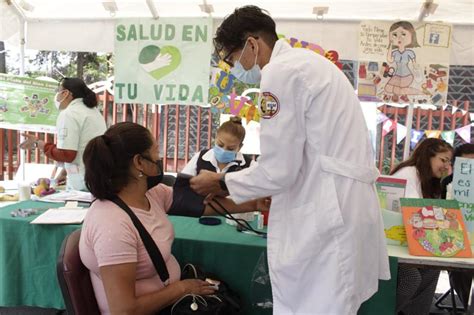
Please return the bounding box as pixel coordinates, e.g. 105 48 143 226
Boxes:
18 183 31 201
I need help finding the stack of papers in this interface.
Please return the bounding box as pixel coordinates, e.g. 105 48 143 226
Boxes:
31 202 88 224
30 206 88 224
33 190 94 203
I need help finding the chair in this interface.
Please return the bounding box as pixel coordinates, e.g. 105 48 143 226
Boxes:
57 229 100 315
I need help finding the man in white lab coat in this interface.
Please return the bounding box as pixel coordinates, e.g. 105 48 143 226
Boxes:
190 6 390 314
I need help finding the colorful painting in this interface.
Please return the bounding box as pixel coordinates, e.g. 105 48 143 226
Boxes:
358 21 451 105
401 198 472 258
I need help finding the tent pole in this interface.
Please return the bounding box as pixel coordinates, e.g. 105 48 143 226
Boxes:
9 0 28 180
403 103 415 160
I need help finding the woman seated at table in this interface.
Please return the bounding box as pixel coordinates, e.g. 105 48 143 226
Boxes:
79 122 266 315
390 138 453 315
171 116 257 217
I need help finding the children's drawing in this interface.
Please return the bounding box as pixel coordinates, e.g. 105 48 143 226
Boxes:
358 21 451 105
384 21 422 103
402 199 472 258
20 93 50 117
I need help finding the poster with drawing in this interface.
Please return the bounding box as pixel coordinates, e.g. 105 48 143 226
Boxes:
358 21 451 105
0 74 58 132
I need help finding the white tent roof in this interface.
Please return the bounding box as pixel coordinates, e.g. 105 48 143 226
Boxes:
1 0 474 64
3 0 474 22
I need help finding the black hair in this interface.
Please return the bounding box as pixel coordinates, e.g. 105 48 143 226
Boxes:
452 143 474 165
60 77 98 108
83 122 153 199
454 143 474 159
214 5 278 58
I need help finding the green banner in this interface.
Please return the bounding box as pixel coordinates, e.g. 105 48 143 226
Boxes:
0 74 58 131
114 18 213 106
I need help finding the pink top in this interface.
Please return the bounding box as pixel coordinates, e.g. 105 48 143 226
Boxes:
79 185 181 315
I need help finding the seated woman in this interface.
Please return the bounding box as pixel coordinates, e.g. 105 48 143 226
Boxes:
170 116 257 217
181 116 252 176
390 138 453 315
79 122 266 315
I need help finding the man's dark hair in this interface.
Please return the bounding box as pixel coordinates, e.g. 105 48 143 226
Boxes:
453 143 474 160
214 5 278 58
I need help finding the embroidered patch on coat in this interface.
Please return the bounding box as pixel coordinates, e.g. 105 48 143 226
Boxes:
259 92 280 119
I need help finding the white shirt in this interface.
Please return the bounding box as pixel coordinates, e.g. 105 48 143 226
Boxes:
181 149 248 176
391 166 423 198
56 98 107 190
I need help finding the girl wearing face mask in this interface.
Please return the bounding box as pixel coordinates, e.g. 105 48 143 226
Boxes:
181 116 252 176
20 77 107 191
390 138 453 315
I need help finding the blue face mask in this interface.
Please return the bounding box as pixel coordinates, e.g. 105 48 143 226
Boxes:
213 145 237 164
230 40 261 84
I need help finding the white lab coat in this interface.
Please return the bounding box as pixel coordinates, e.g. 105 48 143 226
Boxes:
56 98 107 190
225 39 390 314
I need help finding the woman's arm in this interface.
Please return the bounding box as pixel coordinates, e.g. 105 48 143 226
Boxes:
43 143 77 163
19 133 77 163
100 263 215 315
202 195 270 216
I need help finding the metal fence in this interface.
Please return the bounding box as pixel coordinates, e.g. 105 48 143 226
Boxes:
0 91 471 179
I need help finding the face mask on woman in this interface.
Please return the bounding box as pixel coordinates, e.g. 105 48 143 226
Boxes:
54 90 68 110
213 145 237 163
141 156 164 189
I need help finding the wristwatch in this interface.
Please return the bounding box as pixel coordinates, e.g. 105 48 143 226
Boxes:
219 174 228 192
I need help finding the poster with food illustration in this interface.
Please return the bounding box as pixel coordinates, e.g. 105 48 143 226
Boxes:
401 198 472 258
358 21 451 105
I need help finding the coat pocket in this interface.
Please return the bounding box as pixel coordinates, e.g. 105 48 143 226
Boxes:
275 173 345 268
276 201 321 267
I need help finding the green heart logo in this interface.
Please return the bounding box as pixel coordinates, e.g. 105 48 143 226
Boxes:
139 45 181 80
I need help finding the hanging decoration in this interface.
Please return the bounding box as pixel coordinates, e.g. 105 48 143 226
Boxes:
455 125 472 143
425 130 441 139
410 130 425 149
396 123 407 144
441 131 455 145
382 119 395 136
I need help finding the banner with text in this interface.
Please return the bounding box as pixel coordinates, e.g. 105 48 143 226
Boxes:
0 74 58 132
358 21 451 105
114 18 212 105
453 157 474 243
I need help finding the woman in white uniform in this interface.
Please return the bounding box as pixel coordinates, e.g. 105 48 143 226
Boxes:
190 6 390 314
391 138 453 315
21 77 107 190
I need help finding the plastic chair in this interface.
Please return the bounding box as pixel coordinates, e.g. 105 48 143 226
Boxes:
57 229 100 315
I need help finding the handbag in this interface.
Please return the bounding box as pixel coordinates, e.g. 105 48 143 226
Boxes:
109 196 241 315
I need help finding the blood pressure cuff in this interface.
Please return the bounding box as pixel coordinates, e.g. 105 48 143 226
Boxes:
168 176 206 217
